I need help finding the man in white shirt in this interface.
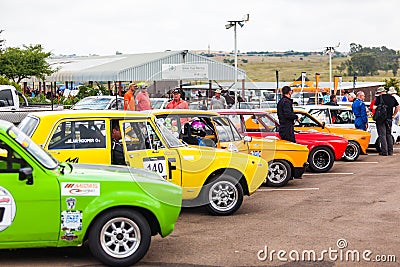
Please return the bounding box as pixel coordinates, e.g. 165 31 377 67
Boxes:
388 87 400 125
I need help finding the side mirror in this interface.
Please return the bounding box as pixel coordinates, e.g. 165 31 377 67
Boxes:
321 121 325 129
19 167 33 185
243 135 252 143
0 100 5 107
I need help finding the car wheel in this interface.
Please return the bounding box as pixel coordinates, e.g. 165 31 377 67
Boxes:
266 160 292 187
308 147 334 173
88 209 151 267
343 141 360 161
203 175 243 216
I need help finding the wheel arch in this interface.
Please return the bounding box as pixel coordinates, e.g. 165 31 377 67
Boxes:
83 206 161 243
205 168 249 196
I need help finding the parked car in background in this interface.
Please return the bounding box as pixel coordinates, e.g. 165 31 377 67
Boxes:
218 109 348 173
0 119 182 266
151 109 310 187
150 98 169 109
71 96 123 110
301 105 398 151
267 108 371 161
19 110 268 216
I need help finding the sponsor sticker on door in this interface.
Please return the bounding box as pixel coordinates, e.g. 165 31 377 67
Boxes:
61 183 100 196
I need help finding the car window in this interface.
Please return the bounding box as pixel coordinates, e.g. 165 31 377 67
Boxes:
308 109 330 124
122 121 165 151
6 126 58 169
0 140 29 172
335 110 355 124
296 113 320 127
48 120 106 150
0 89 14 107
18 116 39 137
224 114 243 133
213 117 241 142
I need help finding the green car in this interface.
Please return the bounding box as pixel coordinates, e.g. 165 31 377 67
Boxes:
0 120 182 266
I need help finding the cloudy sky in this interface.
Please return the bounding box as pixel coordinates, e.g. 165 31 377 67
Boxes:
1 0 398 56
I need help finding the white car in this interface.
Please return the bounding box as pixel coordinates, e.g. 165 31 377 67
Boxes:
300 105 400 151
150 98 169 109
71 96 123 110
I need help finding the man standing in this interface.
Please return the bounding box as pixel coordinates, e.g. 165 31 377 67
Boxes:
325 94 339 106
352 91 368 131
166 88 189 109
373 87 399 156
277 86 298 143
111 121 125 165
210 89 227 109
135 84 152 111
124 83 137 111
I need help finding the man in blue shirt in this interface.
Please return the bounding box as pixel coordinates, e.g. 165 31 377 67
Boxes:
352 91 368 131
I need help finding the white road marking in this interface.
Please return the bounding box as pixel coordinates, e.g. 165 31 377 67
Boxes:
303 172 353 175
258 188 319 192
335 161 379 163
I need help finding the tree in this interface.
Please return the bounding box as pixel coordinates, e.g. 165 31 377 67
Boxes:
350 52 379 76
0 30 4 52
0 44 55 83
384 78 400 91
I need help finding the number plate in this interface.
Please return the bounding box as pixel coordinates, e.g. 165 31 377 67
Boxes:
143 156 167 178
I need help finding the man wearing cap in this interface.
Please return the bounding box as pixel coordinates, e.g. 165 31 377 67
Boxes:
373 87 400 156
124 83 137 111
388 86 400 125
166 89 189 109
277 85 298 143
210 89 227 110
352 91 368 131
135 84 152 111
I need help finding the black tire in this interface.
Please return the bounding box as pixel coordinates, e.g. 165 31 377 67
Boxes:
308 147 334 173
203 175 243 216
266 160 292 187
343 141 360 161
88 209 151 267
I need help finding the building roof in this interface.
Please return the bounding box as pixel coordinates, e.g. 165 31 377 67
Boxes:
32 50 246 82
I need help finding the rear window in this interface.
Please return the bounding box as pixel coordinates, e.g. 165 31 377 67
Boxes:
18 116 39 137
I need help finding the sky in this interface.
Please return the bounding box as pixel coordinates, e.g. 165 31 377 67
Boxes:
1 0 399 57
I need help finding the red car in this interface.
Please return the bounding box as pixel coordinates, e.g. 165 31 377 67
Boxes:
217 109 348 173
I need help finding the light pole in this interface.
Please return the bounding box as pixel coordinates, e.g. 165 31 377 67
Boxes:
225 14 249 108
324 43 340 95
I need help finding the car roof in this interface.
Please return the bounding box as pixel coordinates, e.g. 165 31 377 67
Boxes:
301 105 352 110
27 110 154 120
148 109 219 116
216 109 269 115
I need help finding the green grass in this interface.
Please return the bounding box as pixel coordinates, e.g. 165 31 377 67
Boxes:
213 54 397 83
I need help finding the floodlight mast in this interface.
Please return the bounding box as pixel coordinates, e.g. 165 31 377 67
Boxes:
225 14 249 108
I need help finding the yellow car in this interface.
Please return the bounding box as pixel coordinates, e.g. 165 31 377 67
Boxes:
18 110 268 216
149 109 309 187
266 108 371 161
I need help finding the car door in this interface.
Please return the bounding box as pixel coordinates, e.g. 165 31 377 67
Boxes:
45 119 109 164
0 138 59 243
120 119 182 186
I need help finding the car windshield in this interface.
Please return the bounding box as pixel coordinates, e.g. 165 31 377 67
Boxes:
151 99 167 109
18 115 39 137
72 98 111 110
7 126 59 169
155 120 185 148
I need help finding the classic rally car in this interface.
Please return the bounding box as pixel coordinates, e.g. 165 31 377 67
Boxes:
149 110 309 187
0 119 182 266
18 110 268 216
217 109 348 173
266 108 371 161
300 105 398 152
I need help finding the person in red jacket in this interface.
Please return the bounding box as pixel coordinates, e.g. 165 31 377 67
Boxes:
166 88 189 109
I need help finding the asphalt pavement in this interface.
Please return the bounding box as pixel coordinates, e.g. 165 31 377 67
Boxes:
1 147 399 267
